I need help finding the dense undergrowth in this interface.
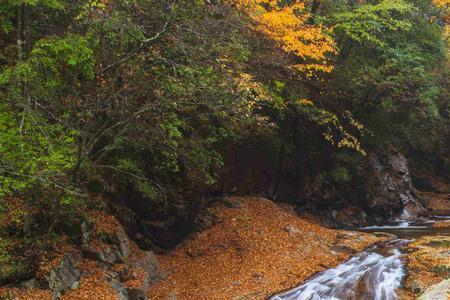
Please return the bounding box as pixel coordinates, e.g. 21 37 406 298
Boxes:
0 0 449 284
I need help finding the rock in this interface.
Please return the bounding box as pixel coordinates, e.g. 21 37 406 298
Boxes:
109 250 165 300
132 251 165 286
414 176 450 194
283 225 300 236
19 279 37 290
168 292 177 300
437 251 450 259
82 244 123 265
418 279 450 300
80 215 165 300
102 246 124 264
81 221 91 245
372 232 396 239
82 224 131 265
106 250 164 300
330 245 356 255
128 288 148 300
115 228 132 260
45 253 81 299
415 190 450 215
366 146 426 221
109 276 129 300
411 280 427 294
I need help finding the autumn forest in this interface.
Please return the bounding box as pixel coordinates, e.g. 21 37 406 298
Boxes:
0 0 449 299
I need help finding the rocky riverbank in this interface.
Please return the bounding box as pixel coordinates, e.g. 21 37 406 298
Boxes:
404 220 450 299
1 192 448 300
149 197 385 300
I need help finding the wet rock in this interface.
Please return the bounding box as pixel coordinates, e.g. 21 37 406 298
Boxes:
371 232 396 239
418 279 450 300
411 280 427 294
330 245 356 255
367 146 425 221
45 253 81 299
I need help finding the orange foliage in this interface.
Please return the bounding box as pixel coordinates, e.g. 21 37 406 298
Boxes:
231 0 336 75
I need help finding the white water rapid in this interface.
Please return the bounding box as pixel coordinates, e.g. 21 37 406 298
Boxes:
269 239 410 300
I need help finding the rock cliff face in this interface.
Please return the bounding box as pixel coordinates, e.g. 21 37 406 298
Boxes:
366 147 426 221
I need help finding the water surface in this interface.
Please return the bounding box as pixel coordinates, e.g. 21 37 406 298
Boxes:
269 216 449 300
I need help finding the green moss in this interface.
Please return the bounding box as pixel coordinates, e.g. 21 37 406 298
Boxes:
426 239 450 248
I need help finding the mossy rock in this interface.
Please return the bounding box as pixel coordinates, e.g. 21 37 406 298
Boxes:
426 239 450 248
430 265 450 277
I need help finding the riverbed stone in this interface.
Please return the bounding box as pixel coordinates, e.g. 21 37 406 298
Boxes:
418 279 450 300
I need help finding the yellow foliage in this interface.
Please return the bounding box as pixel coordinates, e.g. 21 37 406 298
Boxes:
297 98 314 106
434 0 450 8
434 0 450 23
230 0 336 75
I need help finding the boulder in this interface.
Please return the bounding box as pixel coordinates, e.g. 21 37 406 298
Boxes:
366 147 425 220
80 217 164 300
108 251 165 300
82 225 131 265
414 190 450 215
418 279 450 300
109 273 129 300
132 251 165 287
45 253 81 299
116 228 132 260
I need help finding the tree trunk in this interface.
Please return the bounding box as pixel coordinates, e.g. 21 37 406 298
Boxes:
18 3 33 235
23 195 32 234
47 191 65 236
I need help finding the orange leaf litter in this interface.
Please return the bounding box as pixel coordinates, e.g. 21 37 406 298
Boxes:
150 197 383 300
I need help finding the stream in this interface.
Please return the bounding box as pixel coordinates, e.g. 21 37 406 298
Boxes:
269 216 450 300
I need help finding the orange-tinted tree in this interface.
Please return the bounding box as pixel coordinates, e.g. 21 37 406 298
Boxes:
232 0 336 75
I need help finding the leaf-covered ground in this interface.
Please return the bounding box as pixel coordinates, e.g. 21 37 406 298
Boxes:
404 221 450 298
150 197 384 300
0 208 151 300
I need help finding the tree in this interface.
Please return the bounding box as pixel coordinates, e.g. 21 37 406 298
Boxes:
232 0 336 74
0 0 94 233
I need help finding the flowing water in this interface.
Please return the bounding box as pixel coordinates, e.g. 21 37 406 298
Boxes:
269 216 450 300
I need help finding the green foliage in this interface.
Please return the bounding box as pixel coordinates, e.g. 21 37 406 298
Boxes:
327 0 447 153
0 33 93 200
0 0 448 252
0 102 77 197
333 0 415 47
0 238 28 283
